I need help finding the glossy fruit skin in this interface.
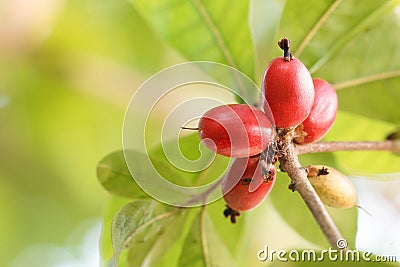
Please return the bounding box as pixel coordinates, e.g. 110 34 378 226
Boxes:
295 78 338 144
306 165 356 209
198 104 274 158
262 57 314 128
222 156 276 211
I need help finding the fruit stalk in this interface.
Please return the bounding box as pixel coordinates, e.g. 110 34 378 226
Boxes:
295 140 395 155
279 137 345 249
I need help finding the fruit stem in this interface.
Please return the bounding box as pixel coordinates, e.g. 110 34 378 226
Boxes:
356 204 373 217
181 126 200 131
278 37 294 62
278 129 346 249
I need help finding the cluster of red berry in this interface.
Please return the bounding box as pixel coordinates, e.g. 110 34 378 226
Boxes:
192 38 338 223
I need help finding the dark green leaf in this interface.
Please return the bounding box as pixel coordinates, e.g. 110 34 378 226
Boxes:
131 0 256 80
111 199 178 266
97 150 147 198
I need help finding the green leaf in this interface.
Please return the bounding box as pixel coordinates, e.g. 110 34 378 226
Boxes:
131 0 256 80
318 4 400 123
270 172 358 248
111 199 179 266
97 150 147 198
178 210 206 267
206 198 244 256
178 207 237 267
279 0 398 71
122 209 190 267
101 196 133 264
279 0 400 123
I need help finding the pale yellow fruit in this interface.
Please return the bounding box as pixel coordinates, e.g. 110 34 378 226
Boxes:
306 165 356 209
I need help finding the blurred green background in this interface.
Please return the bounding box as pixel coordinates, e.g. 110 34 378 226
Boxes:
0 0 183 266
2 0 400 266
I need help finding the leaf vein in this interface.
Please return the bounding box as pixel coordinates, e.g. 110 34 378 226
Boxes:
308 0 400 74
97 163 131 179
295 0 342 56
333 70 400 90
122 209 179 249
190 0 237 68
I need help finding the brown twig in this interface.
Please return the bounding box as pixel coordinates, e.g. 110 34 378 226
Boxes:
280 142 345 249
295 140 395 155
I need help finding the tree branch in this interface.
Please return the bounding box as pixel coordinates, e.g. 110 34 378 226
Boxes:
295 140 395 155
280 142 345 249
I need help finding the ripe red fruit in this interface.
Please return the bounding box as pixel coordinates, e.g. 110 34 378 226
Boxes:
198 104 274 158
294 78 338 144
262 57 314 128
222 156 276 212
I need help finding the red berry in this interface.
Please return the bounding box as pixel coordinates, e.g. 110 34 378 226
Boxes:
294 78 338 144
198 104 274 158
222 156 276 211
262 57 314 128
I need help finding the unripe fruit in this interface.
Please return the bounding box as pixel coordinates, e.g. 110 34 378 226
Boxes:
222 156 276 212
198 104 274 158
294 78 338 144
262 57 314 128
306 165 356 208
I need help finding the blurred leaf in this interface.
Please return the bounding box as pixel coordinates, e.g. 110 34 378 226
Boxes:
50 0 166 72
298 152 338 169
0 96 9 109
178 207 237 267
149 133 229 187
131 0 256 79
97 151 147 198
268 251 398 266
178 210 206 267
249 0 287 82
207 198 244 255
111 199 179 266
270 172 357 248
